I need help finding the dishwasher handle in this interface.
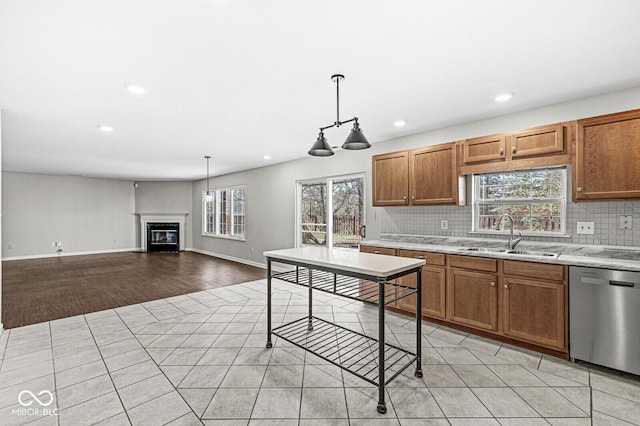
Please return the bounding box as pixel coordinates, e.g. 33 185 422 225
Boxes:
610 280 635 288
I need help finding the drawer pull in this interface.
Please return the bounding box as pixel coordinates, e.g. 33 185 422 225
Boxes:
490 282 496 287
512 146 517 154
415 255 426 259
504 284 509 289
373 250 382 254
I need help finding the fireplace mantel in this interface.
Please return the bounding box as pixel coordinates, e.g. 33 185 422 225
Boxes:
138 213 187 252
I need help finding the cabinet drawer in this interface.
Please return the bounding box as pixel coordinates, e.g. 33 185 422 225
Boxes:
359 246 396 256
397 250 446 266
449 255 497 272
503 260 565 282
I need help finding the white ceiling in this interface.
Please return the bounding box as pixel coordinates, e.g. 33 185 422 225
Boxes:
1 0 640 181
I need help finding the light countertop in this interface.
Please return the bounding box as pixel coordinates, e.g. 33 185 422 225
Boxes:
360 234 640 272
264 247 425 277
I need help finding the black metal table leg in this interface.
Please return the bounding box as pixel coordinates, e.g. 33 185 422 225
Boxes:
266 258 273 349
377 279 387 414
415 267 423 378
308 268 313 331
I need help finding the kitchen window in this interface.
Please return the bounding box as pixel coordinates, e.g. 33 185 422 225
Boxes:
203 185 245 240
472 167 567 236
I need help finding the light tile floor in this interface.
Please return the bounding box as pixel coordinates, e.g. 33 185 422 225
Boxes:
1 278 639 425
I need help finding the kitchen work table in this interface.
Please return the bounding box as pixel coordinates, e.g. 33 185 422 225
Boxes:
264 247 425 414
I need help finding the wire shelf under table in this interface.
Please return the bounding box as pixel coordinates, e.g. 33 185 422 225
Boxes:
272 267 417 306
272 316 417 386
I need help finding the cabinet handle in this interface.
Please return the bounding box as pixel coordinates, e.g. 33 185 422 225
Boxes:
403 195 407 199
512 146 517 154
373 250 382 254
490 282 496 287
576 187 583 192
504 284 509 289
499 148 504 156
415 255 426 259
411 196 415 200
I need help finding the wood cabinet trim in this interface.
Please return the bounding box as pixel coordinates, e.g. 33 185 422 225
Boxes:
449 254 497 272
509 124 565 158
463 134 506 164
396 249 446 266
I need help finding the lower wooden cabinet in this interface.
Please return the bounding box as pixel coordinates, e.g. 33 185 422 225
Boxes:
395 266 446 319
395 250 446 319
358 246 396 305
502 276 565 350
359 245 568 355
448 268 498 331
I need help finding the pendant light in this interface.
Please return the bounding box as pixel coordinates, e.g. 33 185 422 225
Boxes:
308 74 371 157
204 155 212 201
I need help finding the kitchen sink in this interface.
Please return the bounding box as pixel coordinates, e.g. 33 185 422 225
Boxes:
460 247 507 253
505 250 559 258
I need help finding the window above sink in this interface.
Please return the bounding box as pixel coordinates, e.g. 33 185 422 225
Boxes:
472 167 568 237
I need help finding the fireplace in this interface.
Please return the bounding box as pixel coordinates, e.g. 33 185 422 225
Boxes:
147 223 180 252
138 214 187 252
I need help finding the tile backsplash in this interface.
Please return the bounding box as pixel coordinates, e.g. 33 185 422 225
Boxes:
380 201 640 247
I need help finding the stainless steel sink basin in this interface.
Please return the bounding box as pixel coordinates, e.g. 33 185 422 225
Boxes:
505 250 559 258
461 247 507 253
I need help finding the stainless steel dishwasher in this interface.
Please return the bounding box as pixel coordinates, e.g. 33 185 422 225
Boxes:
569 266 640 375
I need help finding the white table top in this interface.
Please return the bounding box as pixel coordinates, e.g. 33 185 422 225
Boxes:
264 247 424 278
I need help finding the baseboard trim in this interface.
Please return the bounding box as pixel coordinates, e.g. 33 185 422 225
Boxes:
2 248 138 261
190 248 268 270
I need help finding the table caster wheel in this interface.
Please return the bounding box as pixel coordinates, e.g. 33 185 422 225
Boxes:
377 403 387 414
266 342 272 348
415 369 423 378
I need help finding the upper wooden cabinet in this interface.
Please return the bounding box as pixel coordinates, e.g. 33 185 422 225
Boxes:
372 151 409 205
373 142 459 206
462 134 506 164
459 123 573 175
574 109 640 201
510 124 565 158
409 144 458 205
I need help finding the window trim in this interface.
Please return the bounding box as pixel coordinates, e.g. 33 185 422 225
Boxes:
471 167 569 238
202 184 246 241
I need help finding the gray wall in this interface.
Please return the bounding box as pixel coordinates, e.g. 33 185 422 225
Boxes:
1 109 3 328
191 85 640 266
134 181 193 249
2 172 136 258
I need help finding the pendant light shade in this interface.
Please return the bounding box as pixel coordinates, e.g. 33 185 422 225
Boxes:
308 131 334 157
308 74 369 157
342 121 370 150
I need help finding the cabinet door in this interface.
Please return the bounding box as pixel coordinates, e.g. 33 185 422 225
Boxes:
372 151 409 206
502 276 566 350
575 109 640 200
510 124 565 159
396 267 446 319
448 269 498 331
359 246 396 304
462 134 506 164
409 143 458 205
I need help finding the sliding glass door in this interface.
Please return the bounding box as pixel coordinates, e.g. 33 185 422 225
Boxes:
297 175 365 249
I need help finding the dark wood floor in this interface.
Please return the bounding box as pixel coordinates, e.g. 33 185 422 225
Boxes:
2 251 266 329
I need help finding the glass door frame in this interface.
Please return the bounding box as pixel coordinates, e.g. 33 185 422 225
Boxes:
295 172 366 249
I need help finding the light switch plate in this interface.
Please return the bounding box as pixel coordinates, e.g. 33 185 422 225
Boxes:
619 215 633 230
577 221 595 235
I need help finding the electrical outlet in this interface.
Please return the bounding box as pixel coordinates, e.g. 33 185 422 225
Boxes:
8 243 14 250
250 247 254 254
441 220 449 230
577 221 595 235
51 242 56 247
619 215 633 230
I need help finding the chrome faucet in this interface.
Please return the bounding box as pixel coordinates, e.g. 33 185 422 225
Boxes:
495 214 522 249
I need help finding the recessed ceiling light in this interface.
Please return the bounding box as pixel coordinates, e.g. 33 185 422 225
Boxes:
126 84 146 94
393 120 407 127
263 155 271 160
495 93 513 102
98 125 113 132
